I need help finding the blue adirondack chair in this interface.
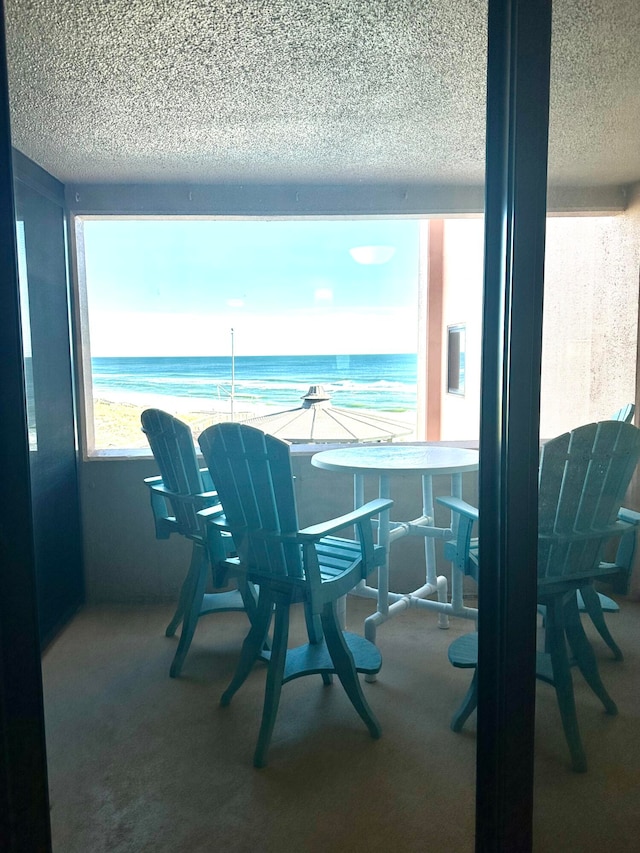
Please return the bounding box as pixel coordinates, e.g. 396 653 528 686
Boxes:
141 408 256 677
573 402 639 657
198 422 391 768
439 420 640 772
546 404 639 659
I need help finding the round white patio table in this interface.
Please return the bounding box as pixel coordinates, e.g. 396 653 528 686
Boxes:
311 444 479 649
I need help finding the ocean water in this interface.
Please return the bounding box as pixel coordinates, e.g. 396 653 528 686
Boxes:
92 353 417 412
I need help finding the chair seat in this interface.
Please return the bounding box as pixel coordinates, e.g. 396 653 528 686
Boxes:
228 537 386 606
576 589 619 613
448 632 479 669
260 631 382 684
315 537 386 575
200 588 246 617
314 536 382 581
448 630 556 685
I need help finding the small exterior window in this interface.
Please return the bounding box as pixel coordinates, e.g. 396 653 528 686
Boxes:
447 324 465 395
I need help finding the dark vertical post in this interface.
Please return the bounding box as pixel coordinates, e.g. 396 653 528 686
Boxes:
477 0 551 850
0 2 52 850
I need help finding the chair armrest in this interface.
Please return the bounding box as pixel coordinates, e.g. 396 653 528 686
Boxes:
618 507 640 526
201 500 393 540
198 505 225 521
201 512 235 533
437 496 478 578
146 477 222 539
297 498 393 540
148 481 218 503
604 507 640 594
436 495 479 522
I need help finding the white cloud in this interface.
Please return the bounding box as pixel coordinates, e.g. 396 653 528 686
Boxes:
313 288 333 304
349 245 396 265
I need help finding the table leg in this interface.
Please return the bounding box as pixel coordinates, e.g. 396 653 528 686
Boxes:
363 474 412 679
377 474 391 617
422 473 449 628
450 472 464 615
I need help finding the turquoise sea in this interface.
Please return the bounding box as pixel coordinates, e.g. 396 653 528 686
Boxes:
91 353 418 413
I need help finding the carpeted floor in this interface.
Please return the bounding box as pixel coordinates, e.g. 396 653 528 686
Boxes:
41 596 640 852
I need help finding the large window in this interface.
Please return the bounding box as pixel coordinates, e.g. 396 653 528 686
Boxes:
76 218 421 453
75 214 636 454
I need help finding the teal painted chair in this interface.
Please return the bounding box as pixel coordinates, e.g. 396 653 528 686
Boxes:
547 404 638 659
439 420 640 772
198 422 391 768
574 402 639 657
141 408 256 677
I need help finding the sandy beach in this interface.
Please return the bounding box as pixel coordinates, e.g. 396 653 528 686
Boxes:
93 392 284 450
92 391 417 450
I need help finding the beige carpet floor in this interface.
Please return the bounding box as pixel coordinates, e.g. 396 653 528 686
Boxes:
41 596 640 852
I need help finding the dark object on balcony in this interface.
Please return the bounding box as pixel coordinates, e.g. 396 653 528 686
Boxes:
141 408 256 677
198 422 392 767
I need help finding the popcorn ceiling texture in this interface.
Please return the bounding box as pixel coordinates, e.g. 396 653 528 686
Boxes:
3 0 640 186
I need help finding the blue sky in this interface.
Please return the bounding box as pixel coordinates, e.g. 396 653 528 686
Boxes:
82 219 421 357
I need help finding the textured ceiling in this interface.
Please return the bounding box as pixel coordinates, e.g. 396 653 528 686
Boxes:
4 0 640 187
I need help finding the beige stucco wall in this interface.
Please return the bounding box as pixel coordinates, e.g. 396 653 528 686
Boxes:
438 209 640 441
440 219 484 440
541 212 639 438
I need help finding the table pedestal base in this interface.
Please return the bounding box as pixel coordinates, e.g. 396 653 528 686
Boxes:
353 582 478 682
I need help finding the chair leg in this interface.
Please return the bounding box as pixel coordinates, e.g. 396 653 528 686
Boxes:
236 578 272 656
221 588 273 707
451 669 478 733
169 543 208 677
254 599 290 768
304 602 323 644
303 603 333 684
165 598 186 638
237 576 258 621
165 543 200 637
546 599 587 773
579 584 623 661
564 595 618 715
321 601 381 739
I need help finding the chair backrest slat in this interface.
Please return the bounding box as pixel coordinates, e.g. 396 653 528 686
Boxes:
612 402 635 424
199 423 303 579
141 408 206 537
538 421 640 584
